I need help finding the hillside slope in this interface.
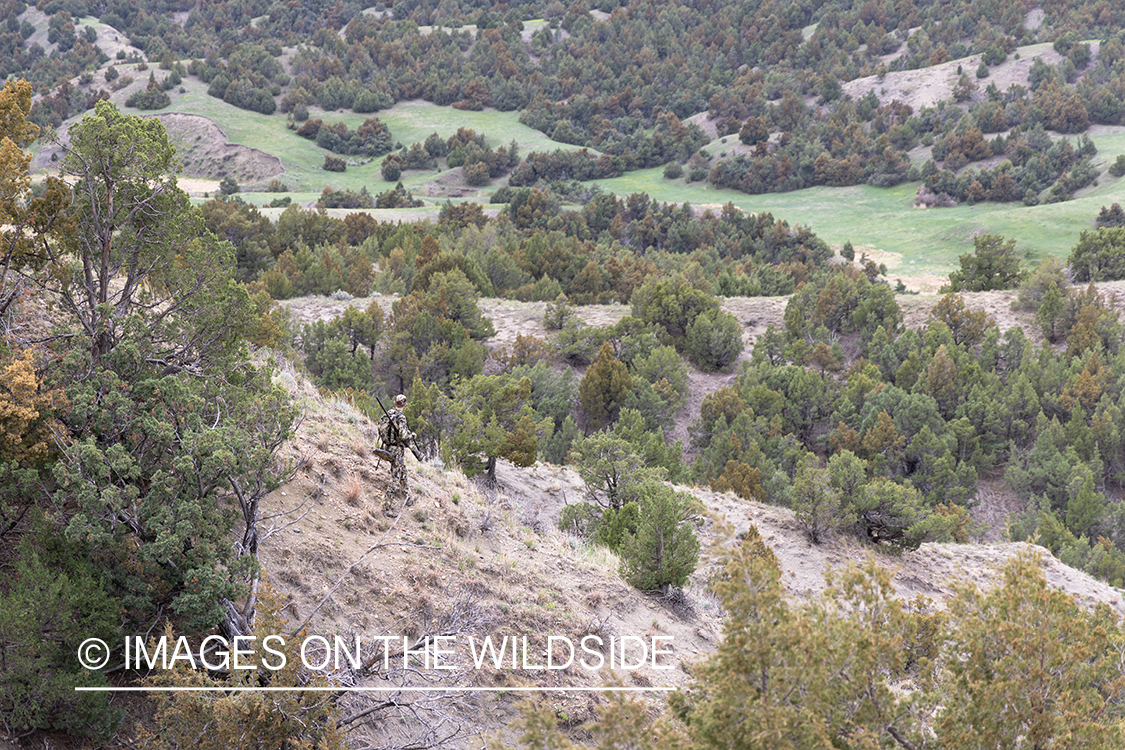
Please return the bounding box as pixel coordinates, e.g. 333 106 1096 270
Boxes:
256 333 1125 747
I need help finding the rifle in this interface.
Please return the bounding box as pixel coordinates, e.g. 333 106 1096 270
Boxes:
375 395 423 463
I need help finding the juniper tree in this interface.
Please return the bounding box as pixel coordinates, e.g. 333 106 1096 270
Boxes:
579 341 632 430
618 483 700 592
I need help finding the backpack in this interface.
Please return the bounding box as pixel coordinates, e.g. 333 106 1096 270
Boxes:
378 411 402 446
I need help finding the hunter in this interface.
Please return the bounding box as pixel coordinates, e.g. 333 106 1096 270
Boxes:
378 394 416 514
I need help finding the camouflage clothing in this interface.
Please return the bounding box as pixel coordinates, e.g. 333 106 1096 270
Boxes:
378 408 414 512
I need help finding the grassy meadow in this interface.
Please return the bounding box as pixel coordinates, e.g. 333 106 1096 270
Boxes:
58 47 1125 283
594 159 1125 284
96 71 576 196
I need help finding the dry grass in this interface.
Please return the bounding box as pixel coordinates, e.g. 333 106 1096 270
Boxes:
344 473 363 507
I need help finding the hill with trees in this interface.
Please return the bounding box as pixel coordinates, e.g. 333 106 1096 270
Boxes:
6 0 1125 746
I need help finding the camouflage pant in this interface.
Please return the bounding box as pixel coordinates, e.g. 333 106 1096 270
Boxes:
383 445 409 510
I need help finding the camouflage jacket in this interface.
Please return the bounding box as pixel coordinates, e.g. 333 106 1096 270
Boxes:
378 409 414 447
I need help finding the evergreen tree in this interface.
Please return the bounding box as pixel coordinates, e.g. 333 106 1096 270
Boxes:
944 233 1023 292
685 308 744 371
619 483 700 592
938 552 1122 749
791 457 850 544
579 341 632 430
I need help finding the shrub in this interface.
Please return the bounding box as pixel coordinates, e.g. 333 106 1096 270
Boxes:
943 233 1023 292
543 293 576 330
0 530 122 742
791 458 851 544
619 484 700 591
579 342 632 430
124 76 171 110
381 154 402 181
1014 256 1067 311
685 307 744 371
594 501 639 551
851 479 933 550
323 155 346 172
558 501 600 538
1096 202 1125 228
1068 227 1125 281
1109 155 1125 178
464 161 491 185
218 176 240 195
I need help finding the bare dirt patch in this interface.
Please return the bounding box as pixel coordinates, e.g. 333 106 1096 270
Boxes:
257 356 721 748
151 113 284 186
417 167 499 201
843 44 1067 111
686 112 720 141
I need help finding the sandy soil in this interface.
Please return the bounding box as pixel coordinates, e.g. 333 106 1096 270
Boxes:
261 282 1125 746
153 113 285 186
31 111 284 192
256 358 725 748
843 42 1074 113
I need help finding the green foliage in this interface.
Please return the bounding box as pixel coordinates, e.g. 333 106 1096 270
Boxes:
1068 227 1125 281
943 233 1023 292
124 75 171 109
568 430 664 509
1015 255 1068 312
685 307 744 371
380 268 493 392
507 549 1125 750
0 528 122 741
218 175 240 195
57 361 295 631
301 320 372 392
30 103 298 636
630 277 718 342
137 581 346 750
199 197 276 282
579 342 632 430
625 345 691 431
509 361 575 427
306 118 393 158
784 269 902 342
938 551 1123 750
318 185 372 209
543 293 577 330
1096 202 1125 228
612 408 684 482
558 501 600 538
930 294 991 347
541 413 578 464
593 501 639 552
446 372 550 483
677 546 930 750
790 457 850 544
851 479 938 550
619 483 699 591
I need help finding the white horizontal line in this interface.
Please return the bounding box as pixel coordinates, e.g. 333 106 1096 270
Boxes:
76 686 675 693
